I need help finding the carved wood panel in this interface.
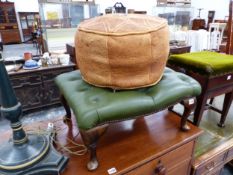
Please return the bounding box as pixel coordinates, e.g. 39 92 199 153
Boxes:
8 64 75 113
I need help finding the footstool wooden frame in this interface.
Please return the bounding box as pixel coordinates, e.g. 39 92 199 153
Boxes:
189 71 233 127
169 51 233 127
55 68 201 171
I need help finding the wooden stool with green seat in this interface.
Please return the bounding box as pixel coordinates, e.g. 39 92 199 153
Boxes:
168 51 233 127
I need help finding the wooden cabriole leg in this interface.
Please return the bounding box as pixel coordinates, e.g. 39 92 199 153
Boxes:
218 91 233 127
80 124 109 171
181 98 197 131
60 94 71 120
168 106 174 111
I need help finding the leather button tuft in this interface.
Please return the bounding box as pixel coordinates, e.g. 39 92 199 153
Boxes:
90 97 100 103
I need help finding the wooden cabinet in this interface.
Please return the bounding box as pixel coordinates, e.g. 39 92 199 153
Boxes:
192 19 206 30
192 137 233 175
61 111 202 175
0 1 20 44
8 64 75 113
18 12 39 42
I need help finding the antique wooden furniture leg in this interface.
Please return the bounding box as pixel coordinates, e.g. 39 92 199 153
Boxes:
169 50 233 127
60 95 71 120
168 106 174 111
193 89 209 126
181 98 196 131
218 91 233 127
80 124 109 171
209 97 214 105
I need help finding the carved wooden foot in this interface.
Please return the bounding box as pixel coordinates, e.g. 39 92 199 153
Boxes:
217 122 225 128
80 124 109 171
87 144 98 170
168 106 174 111
60 95 71 121
181 98 196 131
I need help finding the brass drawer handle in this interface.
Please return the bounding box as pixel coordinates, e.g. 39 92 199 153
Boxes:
154 160 166 175
205 161 216 172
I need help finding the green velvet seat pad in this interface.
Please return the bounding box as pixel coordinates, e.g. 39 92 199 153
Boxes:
169 51 233 76
55 68 201 130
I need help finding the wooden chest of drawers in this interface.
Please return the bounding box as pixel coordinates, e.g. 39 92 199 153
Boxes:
60 111 202 175
126 141 193 175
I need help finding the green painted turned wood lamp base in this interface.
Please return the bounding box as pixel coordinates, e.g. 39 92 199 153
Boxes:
0 135 69 175
0 54 69 175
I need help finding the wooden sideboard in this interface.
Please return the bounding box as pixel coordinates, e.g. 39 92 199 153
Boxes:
8 63 75 113
57 111 202 175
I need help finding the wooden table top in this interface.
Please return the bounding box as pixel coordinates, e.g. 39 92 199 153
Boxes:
7 62 76 75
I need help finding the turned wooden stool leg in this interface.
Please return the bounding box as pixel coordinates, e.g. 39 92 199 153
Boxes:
168 106 174 111
194 92 208 126
218 91 233 127
181 98 196 131
209 97 214 105
60 95 71 120
80 124 109 171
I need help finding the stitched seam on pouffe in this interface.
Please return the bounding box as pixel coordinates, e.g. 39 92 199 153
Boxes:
107 34 112 87
149 32 152 83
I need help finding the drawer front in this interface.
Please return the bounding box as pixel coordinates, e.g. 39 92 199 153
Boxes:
195 152 226 175
126 141 194 175
206 164 224 175
10 74 41 88
226 146 233 162
42 68 73 81
167 159 191 175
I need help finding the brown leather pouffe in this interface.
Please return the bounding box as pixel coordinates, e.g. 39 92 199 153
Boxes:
75 14 169 89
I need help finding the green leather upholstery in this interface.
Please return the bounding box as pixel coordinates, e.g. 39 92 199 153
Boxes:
55 68 201 130
169 51 233 76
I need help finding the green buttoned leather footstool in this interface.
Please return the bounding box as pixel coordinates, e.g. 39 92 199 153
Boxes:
168 51 233 127
55 67 201 171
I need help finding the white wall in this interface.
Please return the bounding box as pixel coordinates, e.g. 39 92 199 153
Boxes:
12 0 39 12
191 0 229 21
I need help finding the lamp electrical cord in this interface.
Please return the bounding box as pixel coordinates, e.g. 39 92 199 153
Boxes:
23 118 87 156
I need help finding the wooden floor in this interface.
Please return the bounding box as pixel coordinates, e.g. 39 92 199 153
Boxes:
0 110 201 175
